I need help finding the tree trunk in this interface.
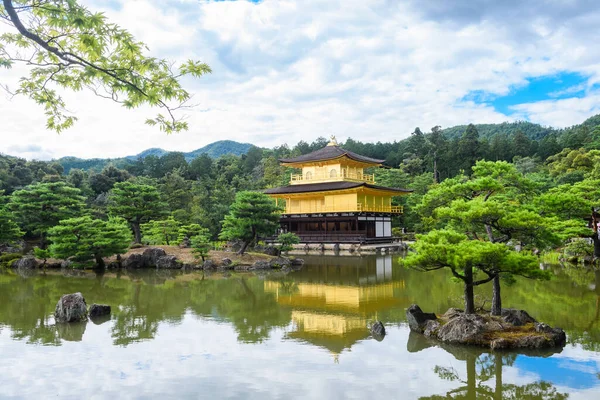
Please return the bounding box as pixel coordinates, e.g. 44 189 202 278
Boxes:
464 262 475 314
592 234 600 260
132 222 141 244
491 275 502 316
494 355 503 400
94 253 105 269
466 354 476 398
238 240 250 255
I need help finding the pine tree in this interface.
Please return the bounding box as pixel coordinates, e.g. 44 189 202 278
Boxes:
141 216 181 245
191 230 212 262
403 230 548 314
108 182 167 243
8 182 85 247
0 208 23 246
415 161 556 315
48 216 131 268
219 191 281 255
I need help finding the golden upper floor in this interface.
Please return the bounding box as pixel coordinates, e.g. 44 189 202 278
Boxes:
279 136 384 185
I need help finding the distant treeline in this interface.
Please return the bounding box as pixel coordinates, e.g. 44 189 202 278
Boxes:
1 114 599 237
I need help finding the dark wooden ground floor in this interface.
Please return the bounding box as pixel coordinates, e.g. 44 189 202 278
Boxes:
274 212 397 244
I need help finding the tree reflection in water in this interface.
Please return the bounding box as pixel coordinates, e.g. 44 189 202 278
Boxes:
408 332 569 400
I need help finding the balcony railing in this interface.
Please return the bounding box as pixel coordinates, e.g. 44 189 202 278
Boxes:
283 203 402 214
290 170 375 184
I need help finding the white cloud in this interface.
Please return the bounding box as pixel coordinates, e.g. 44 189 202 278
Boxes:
1 0 600 159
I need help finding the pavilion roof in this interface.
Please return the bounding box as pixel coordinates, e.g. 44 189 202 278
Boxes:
278 145 385 165
264 181 412 195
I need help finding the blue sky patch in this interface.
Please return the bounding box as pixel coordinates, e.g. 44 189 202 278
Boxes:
463 72 596 116
515 355 600 390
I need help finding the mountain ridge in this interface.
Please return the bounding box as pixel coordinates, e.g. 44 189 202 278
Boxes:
57 140 255 173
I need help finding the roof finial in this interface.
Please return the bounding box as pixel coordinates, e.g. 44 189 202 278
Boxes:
327 135 338 146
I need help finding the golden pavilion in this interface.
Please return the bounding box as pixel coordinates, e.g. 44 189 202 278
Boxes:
264 136 412 243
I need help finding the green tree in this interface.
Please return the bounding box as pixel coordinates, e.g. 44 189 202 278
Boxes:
8 182 85 247
191 231 212 262
457 124 481 172
403 229 548 314
416 161 555 315
0 0 211 132
141 216 181 245
177 223 205 245
48 216 131 268
108 181 167 243
0 208 23 246
536 178 600 259
277 232 300 254
219 191 281 255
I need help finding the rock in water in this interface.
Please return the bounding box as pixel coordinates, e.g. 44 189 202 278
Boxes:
406 304 438 333
371 321 386 340
55 293 88 323
89 304 111 318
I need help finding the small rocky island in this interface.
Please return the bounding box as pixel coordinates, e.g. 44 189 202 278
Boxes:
406 304 566 350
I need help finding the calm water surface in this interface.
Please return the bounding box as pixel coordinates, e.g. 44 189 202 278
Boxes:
1 255 599 399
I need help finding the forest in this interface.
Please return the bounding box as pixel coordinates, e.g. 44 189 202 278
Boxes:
1 114 600 270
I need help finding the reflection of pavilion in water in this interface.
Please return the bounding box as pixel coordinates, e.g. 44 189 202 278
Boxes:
265 255 408 358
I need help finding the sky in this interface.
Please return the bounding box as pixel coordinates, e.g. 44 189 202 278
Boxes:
1 0 600 160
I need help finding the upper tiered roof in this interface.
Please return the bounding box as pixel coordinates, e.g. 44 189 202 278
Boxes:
279 136 384 166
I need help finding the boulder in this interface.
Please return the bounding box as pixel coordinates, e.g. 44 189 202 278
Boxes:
13 256 38 270
156 255 180 269
263 246 280 256
55 292 88 323
406 304 438 333
501 308 536 326
60 260 73 269
290 258 304 266
423 320 441 338
251 260 271 270
142 248 167 267
436 313 487 344
534 322 567 347
269 257 291 269
123 253 144 269
221 258 233 267
203 259 216 270
371 321 386 340
89 304 111 318
443 308 463 319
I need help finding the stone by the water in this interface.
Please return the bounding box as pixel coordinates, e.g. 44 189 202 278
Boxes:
203 259 216 270
55 292 88 323
89 304 111 318
406 304 566 350
371 321 386 340
406 304 438 333
156 255 179 269
501 308 536 326
142 248 167 267
12 256 38 270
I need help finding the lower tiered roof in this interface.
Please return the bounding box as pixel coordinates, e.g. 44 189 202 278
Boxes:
264 181 412 195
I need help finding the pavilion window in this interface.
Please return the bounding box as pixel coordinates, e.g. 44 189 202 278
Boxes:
330 169 337 178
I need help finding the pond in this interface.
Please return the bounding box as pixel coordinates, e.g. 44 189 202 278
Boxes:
0 255 599 399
